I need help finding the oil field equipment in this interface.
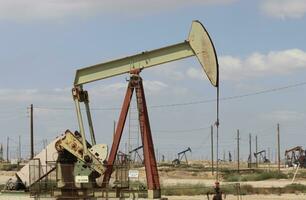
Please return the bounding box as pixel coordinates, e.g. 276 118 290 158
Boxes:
285 146 306 168
253 150 270 163
161 155 165 162
6 131 108 190
6 20 219 199
228 151 232 162
72 20 218 199
113 151 130 189
172 147 192 165
129 145 143 164
0 144 3 161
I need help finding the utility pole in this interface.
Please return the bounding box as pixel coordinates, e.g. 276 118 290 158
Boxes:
211 125 214 175
275 149 277 164
277 123 280 173
128 105 131 154
255 135 258 167
18 135 21 161
0 144 3 161
113 120 116 141
237 129 240 173
233 149 236 162
6 137 9 162
43 139 47 149
249 133 252 168
30 104 34 159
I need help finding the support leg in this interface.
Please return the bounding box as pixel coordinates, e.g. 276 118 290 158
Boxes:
135 79 161 198
102 83 134 187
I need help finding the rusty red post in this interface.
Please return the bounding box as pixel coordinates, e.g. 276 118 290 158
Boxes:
136 79 160 192
102 82 134 187
102 70 160 198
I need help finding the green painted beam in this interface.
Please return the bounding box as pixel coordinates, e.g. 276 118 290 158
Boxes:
74 41 194 86
74 20 218 87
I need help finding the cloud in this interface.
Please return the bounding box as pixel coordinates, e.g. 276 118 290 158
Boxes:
0 87 74 101
0 80 168 105
186 68 204 80
0 0 236 21
87 80 167 100
150 63 185 81
149 48 306 82
260 110 305 122
219 49 306 80
89 82 127 99
261 0 306 19
143 80 168 93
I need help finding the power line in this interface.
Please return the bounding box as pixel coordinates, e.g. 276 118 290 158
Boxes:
153 126 211 133
34 81 306 111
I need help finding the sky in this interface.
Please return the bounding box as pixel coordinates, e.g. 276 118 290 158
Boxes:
0 0 306 162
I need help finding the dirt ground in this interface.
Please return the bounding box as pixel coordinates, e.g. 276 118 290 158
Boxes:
1 163 306 199
3 171 306 189
0 194 306 200
165 194 306 200
0 193 32 200
159 177 306 188
0 171 15 185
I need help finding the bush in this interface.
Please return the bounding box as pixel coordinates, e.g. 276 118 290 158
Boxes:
224 171 287 182
161 183 254 196
0 163 18 171
284 183 306 193
161 184 211 196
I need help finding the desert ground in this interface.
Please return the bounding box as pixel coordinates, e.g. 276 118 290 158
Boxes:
0 194 305 200
1 161 306 199
166 194 306 200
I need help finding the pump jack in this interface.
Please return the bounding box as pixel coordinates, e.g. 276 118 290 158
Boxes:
7 21 219 199
254 150 270 164
72 20 218 199
129 145 144 163
172 147 192 165
285 146 306 168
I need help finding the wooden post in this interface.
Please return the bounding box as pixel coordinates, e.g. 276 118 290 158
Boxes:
6 137 9 162
255 135 258 167
113 120 116 141
18 135 21 161
249 133 252 168
277 123 281 173
237 129 240 173
30 104 34 159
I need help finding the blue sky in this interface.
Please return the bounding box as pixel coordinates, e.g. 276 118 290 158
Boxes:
0 0 306 162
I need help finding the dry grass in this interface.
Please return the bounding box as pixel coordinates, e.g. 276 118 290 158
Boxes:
224 171 288 182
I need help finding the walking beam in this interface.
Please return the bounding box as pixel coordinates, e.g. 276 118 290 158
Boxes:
74 20 218 87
